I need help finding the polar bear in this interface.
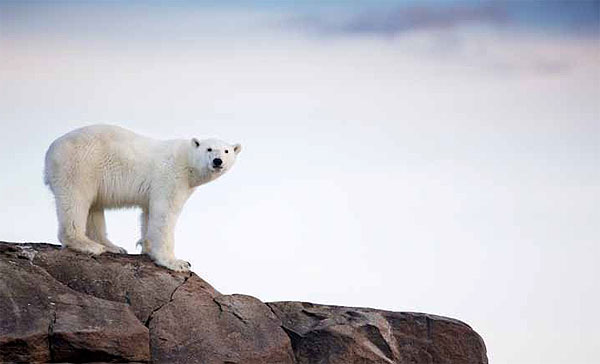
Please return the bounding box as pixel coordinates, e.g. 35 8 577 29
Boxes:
44 124 241 271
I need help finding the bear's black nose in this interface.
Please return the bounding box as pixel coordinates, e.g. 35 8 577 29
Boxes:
213 158 223 167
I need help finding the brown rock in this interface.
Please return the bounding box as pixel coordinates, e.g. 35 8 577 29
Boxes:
0 243 149 363
30 243 196 324
149 276 295 363
50 293 149 363
268 301 488 364
0 247 53 363
0 242 488 363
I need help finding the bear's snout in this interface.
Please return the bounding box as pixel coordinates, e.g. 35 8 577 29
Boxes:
212 158 223 168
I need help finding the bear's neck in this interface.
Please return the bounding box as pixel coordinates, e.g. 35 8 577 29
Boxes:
187 166 211 187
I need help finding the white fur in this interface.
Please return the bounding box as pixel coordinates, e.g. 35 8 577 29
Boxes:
44 124 241 271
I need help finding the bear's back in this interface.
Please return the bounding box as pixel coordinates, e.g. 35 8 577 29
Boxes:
44 125 156 187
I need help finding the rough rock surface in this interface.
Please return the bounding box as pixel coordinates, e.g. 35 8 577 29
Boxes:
0 242 487 363
268 302 488 364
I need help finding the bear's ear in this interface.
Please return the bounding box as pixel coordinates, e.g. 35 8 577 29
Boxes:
192 138 200 148
233 143 242 155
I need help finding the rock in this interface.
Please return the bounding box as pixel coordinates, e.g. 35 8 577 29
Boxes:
30 243 194 324
0 242 488 363
149 277 294 364
0 243 149 363
268 302 488 364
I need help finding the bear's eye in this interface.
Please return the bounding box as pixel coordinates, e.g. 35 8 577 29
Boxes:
207 148 212 152
225 150 229 153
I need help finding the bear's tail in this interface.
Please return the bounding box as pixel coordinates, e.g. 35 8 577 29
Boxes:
43 152 55 187
43 151 51 186
43 138 61 188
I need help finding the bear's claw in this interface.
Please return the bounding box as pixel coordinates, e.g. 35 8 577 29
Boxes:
66 242 107 255
154 258 192 272
106 246 128 254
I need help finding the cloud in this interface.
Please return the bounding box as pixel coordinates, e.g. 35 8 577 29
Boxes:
290 3 507 36
287 1 600 37
342 4 507 35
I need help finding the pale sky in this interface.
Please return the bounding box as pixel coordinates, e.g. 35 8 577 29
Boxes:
1 2 599 364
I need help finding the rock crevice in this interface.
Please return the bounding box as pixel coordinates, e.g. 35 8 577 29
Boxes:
144 272 193 328
47 310 57 362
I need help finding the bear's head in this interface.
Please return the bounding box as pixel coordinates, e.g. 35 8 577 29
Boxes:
189 137 241 184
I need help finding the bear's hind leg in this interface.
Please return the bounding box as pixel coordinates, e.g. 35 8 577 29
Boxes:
86 208 127 254
56 195 107 255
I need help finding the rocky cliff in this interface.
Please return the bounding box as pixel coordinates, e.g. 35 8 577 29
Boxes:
0 242 487 363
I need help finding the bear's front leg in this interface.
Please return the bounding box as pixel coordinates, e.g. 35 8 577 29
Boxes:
145 197 191 272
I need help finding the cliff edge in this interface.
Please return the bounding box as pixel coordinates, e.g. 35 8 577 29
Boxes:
0 242 487 363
